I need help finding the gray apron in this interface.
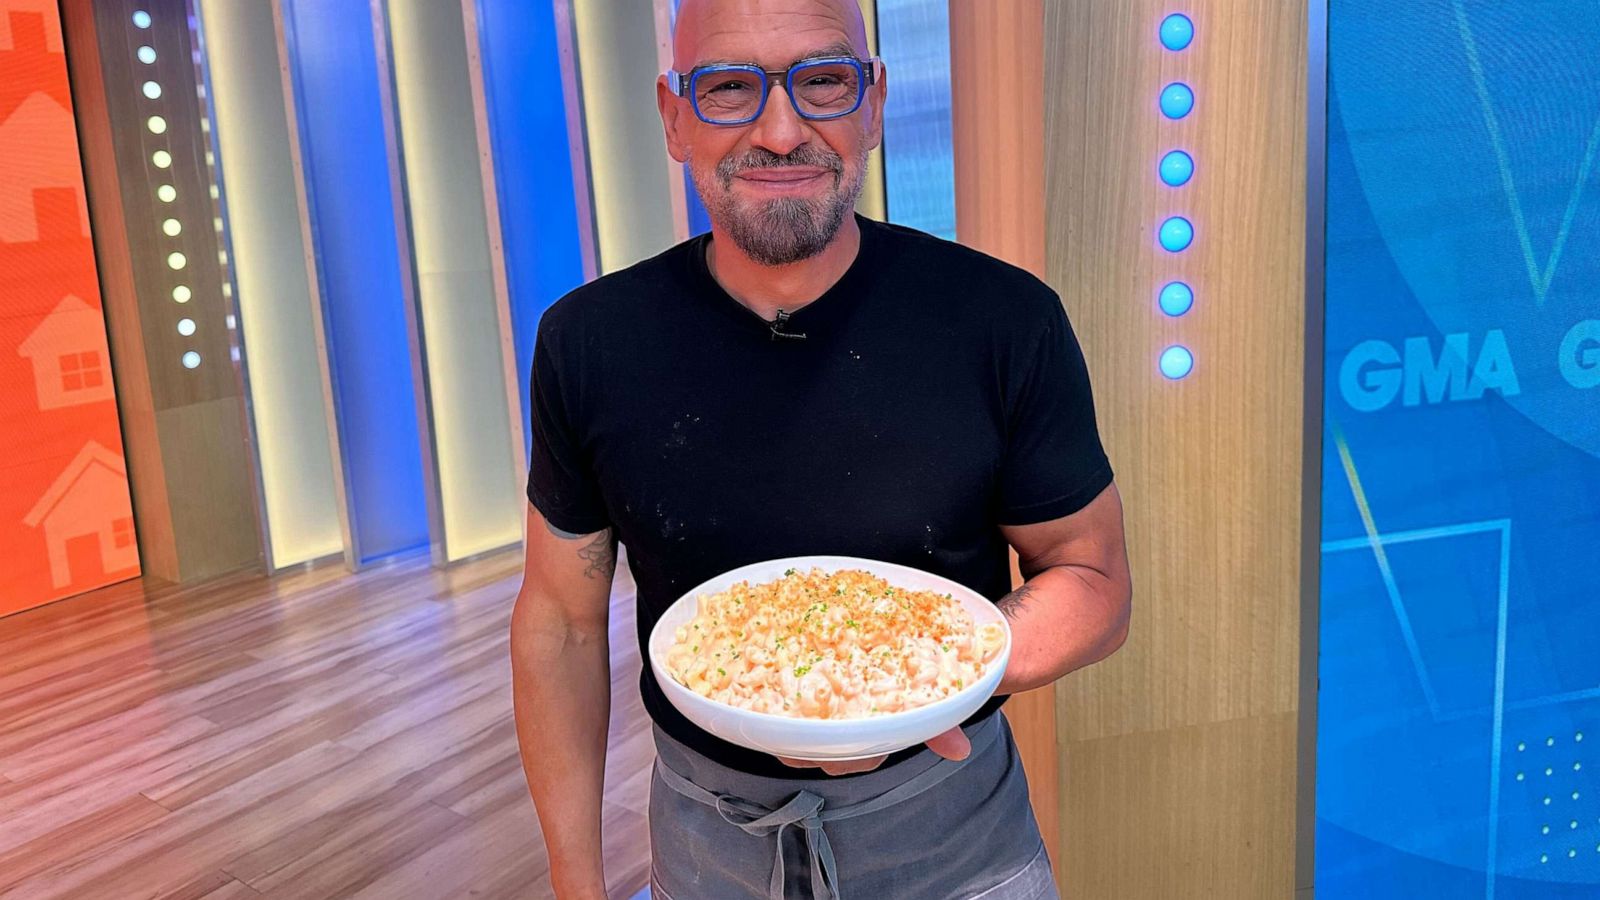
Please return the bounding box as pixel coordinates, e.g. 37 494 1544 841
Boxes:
648 711 1059 900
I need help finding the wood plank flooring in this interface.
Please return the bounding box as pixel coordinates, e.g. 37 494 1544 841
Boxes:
0 547 654 899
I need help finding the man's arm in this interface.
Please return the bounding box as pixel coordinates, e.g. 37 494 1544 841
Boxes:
997 481 1132 694
510 502 618 900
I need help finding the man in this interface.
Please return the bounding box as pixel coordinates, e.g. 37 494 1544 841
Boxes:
511 0 1132 897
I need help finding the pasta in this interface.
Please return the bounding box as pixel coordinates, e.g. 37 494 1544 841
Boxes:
663 567 1006 719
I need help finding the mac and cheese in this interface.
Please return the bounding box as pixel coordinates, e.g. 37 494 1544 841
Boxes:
663 567 1006 719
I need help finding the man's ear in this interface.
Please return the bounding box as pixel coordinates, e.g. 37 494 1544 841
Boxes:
659 76 689 163
864 61 887 153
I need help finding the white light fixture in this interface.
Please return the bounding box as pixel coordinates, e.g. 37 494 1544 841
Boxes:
172 285 191 303
152 150 172 169
182 351 201 369
167 251 187 270
142 81 162 100
147 115 167 134
157 184 176 202
177 318 196 336
162 218 181 236
137 46 156 64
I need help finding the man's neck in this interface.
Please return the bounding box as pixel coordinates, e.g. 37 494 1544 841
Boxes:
704 215 863 322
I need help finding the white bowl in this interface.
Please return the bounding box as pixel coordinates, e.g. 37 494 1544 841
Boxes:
647 555 1012 762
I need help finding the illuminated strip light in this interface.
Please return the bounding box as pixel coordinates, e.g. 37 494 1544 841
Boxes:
1158 13 1195 380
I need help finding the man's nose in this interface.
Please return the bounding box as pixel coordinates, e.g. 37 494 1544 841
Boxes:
746 83 808 157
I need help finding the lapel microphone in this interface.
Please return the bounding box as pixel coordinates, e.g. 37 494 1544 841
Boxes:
769 309 807 342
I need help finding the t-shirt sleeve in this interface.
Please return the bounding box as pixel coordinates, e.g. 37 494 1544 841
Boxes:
526 323 612 535
997 296 1114 525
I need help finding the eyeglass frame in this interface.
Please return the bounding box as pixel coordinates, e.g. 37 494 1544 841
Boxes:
665 55 881 126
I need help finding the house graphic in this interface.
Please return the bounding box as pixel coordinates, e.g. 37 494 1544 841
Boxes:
22 441 139 590
0 91 88 242
17 294 116 410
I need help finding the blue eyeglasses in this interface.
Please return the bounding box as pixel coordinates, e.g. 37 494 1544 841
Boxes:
666 55 880 126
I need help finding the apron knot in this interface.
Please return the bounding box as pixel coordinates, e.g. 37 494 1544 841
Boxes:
651 715 1001 900
713 789 839 900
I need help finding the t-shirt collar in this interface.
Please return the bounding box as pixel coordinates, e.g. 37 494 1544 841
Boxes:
684 212 878 335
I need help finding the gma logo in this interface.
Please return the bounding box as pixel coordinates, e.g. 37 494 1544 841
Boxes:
1339 330 1519 412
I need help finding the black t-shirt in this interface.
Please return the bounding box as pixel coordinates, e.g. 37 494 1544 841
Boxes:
527 214 1112 778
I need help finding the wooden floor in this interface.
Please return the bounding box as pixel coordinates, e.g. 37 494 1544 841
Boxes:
0 547 655 899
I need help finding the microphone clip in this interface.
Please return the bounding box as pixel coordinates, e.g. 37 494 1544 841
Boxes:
769 309 807 342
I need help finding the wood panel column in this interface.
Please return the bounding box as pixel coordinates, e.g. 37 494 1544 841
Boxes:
948 0 1060 885
62 0 264 584
1043 1 1308 897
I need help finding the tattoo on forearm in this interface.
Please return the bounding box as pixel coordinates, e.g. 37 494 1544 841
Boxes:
997 584 1038 621
577 530 617 580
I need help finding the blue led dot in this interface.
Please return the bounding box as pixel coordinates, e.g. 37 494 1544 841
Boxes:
1160 14 1194 51
1159 282 1193 317
1159 216 1194 252
1160 83 1194 119
1159 346 1194 380
132 10 151 28
1160 150 1194 186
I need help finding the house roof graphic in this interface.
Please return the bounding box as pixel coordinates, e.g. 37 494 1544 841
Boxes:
23 440 127 528
17 294 102 359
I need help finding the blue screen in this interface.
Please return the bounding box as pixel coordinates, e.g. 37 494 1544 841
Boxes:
282 0 428 564
876 0 956 240
1318 2 1600 896
475 0 587 463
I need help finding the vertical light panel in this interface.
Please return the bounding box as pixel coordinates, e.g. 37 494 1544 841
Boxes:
378 0 524 563
194 0 347 570
473 0 588 464
568 0 679 274
876 0 955 238
281 0 428 566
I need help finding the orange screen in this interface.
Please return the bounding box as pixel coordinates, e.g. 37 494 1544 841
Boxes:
1 3 140 616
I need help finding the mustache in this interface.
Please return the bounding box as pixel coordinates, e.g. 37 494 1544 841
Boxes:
716 147 844 181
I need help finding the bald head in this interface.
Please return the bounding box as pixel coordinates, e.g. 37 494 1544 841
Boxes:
661 0 882 267
672 0 870 72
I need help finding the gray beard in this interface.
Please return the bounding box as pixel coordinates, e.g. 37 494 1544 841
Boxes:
691 151 868 266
